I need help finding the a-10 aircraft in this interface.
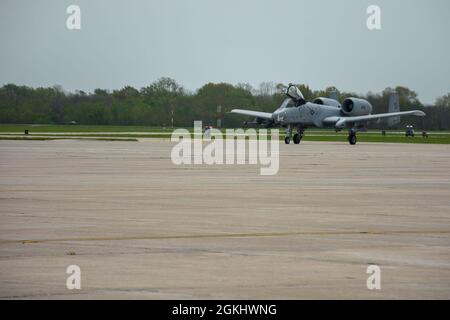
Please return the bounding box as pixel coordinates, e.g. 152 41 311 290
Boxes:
231 84 425 145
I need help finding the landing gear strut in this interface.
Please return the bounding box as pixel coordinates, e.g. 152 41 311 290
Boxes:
293 127 304 144
348 129 357 145
284 125 292 144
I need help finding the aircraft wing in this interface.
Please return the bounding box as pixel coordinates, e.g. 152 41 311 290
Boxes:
230 109 273 120
323 110 425 128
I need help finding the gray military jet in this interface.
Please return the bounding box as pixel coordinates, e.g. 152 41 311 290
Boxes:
231 84 425 145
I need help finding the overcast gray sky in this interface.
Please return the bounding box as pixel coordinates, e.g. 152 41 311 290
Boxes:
1 0 449 104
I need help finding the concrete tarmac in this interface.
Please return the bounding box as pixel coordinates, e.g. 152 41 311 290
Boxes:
0 139 449 299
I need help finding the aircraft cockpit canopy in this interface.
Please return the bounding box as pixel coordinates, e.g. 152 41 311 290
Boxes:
286 84 306 106
286 85 305 101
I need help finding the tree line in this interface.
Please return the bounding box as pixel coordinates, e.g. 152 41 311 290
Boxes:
0 77 449 129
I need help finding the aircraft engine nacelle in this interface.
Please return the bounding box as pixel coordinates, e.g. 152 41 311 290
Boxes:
313 97 341 108
341 98 372 116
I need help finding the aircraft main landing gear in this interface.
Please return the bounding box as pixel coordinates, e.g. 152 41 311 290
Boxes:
293 133 302 144
348 130 357 145
293 127 304 144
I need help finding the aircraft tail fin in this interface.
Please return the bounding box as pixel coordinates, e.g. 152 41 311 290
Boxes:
387 91 400 127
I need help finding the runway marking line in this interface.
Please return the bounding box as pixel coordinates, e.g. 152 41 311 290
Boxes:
0 230 449 245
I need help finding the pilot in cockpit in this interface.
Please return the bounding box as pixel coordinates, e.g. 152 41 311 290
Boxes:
286 84 306 106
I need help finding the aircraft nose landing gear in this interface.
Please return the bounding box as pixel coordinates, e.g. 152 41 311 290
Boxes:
285 125 304 144
285 125 292 144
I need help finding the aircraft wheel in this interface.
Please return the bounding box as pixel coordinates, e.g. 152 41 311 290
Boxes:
293 133 302 144
348 134 357 145
284 137 290 144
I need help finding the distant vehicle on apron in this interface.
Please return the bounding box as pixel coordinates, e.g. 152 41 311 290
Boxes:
405 125 415 137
